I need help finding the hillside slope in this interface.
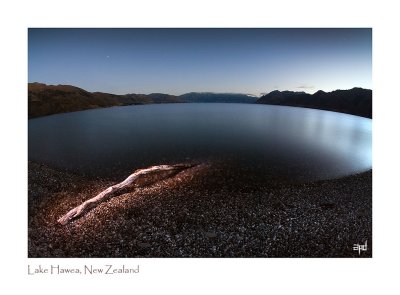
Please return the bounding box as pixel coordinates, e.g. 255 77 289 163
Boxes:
28 83 182 118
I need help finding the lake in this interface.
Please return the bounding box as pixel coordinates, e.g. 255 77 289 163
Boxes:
28 103 372 184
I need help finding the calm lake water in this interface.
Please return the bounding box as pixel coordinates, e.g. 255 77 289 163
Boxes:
28 103 371 183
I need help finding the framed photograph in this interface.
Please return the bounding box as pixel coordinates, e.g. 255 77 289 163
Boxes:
28 28 372 258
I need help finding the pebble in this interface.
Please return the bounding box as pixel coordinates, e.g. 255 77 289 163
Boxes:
204 231 217 238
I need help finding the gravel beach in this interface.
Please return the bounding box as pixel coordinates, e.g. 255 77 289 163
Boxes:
28 161 372 258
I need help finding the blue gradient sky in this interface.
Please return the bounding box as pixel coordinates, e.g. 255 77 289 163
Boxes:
28 28 371 96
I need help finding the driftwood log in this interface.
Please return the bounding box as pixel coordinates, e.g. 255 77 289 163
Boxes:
58 163 196 225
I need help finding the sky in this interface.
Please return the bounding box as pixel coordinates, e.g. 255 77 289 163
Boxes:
28 28 372 96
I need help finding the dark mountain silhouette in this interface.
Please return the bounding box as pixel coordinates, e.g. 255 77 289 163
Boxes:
28 84 259 118
179 92 258 103
256 87 372 118
28 83 182 118
29 83 372 119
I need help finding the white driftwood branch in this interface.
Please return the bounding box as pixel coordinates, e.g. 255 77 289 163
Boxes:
57 163 196 225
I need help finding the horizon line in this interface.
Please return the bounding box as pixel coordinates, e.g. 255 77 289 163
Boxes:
28 82 371 97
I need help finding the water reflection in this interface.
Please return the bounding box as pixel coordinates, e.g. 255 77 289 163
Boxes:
28 103 372 182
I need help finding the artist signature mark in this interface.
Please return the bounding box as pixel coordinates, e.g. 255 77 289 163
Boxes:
353 240 368 255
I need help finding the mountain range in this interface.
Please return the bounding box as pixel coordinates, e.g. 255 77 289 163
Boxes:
28 83 257 118
28 83 372 118
180 92 257 104
256 87 372 118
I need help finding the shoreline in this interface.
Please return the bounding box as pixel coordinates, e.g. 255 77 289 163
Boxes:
28 161 372 258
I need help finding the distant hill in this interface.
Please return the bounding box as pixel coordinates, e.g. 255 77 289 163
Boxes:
28 83 182 118
179 92 258 103
147 93 183 103
256 88 372 118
